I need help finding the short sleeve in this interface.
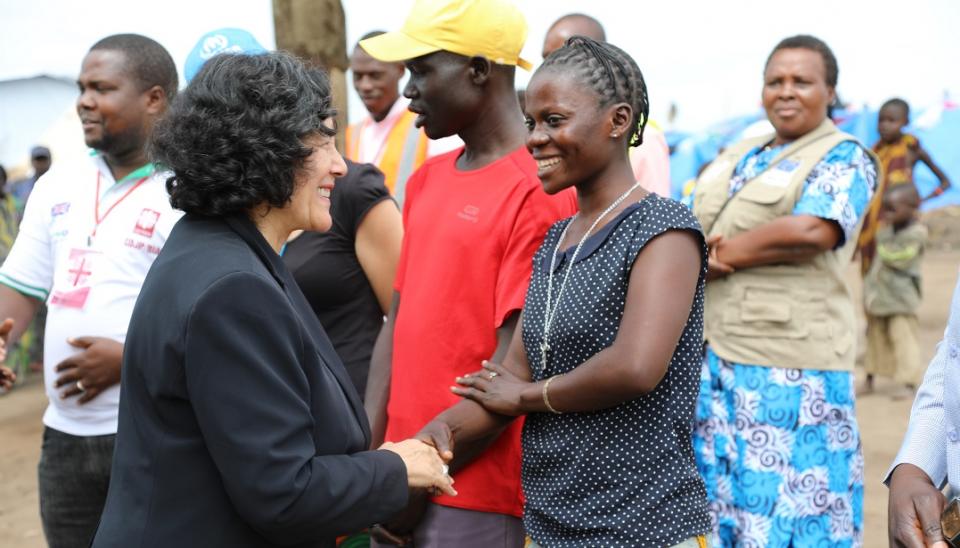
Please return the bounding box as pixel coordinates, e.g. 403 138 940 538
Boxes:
791 141 878 247
627 197 707 276
493 188 575 327
337 162 393 238
393 164 427 293
0 175 54 301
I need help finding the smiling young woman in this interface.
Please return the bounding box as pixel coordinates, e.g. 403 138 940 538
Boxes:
415 36 711 548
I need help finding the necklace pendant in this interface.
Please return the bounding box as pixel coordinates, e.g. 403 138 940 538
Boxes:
540 340 550 353
87 235 93 247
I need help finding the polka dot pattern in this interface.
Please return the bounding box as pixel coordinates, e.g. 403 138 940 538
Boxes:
520 194 711 547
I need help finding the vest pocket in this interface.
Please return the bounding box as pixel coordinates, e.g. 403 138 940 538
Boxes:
738 181 790 204
728 184 791 234
740 300 790 323
721 285 809 339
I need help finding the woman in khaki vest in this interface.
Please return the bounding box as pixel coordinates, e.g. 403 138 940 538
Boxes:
690 35 878 546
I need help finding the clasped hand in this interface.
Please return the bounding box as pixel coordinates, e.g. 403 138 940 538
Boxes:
379 438 456 497
451 360 529 416
706 234 734 281
53 336 123 404
0 318 122 403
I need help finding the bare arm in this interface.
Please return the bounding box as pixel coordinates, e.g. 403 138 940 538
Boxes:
917 147 951 201
365 291 399 449
454 230 702 414
355 200 403 314
369 311 523 543
418 313 523 470
714 214 841 271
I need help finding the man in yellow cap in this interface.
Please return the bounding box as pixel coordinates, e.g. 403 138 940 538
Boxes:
345 31 461 207
361 0 576 545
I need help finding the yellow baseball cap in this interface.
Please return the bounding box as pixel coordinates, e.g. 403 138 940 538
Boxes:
359 0 532 70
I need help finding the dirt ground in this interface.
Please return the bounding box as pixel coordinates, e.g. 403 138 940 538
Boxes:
0 251 958 548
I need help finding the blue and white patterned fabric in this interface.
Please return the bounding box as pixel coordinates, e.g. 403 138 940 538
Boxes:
888 273 960 495
693 139 876 547
694 349 864 547
727 140 877 246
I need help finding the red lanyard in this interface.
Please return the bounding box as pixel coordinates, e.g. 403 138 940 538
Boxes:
89 171 149 244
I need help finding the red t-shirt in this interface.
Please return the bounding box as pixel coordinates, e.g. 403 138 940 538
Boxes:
388 146 577 517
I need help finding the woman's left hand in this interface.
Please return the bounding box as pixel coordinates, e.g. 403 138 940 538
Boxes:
451 361 529 417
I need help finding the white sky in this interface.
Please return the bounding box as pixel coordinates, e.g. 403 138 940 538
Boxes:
2 0 959 130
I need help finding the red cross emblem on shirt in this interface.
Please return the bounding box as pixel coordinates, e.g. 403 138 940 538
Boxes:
134 208 161 237
67 257 92 287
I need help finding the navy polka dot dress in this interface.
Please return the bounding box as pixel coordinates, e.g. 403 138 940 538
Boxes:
520 194 711 547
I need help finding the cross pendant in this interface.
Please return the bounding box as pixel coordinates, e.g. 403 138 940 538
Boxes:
540 340 550 369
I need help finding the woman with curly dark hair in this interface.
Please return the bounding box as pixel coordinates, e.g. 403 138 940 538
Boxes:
92 52 454 548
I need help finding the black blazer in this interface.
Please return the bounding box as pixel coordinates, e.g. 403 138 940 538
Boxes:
93 214 408 548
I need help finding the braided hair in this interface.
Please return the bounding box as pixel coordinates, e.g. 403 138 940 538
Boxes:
539 36 649 148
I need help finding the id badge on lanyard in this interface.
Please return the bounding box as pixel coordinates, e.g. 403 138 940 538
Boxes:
49 171 148 310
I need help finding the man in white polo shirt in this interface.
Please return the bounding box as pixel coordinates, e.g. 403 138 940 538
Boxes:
0 34 180 548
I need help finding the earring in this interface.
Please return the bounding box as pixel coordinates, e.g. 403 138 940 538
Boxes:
611 132 620 138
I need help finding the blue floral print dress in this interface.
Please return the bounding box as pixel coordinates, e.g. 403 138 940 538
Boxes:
692 141 877 547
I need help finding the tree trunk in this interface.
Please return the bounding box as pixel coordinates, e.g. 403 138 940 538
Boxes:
273 0 349 150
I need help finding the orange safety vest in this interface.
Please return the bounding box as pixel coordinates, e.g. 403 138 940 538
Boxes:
345 110 429 206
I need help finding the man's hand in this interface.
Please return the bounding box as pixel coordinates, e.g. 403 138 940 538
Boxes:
367 421 457 545
54 337 123 404
1 319 18 392
369 489 429 546
0 318 14 362
414 420 455 464
0 365 15 391
888 463 949 547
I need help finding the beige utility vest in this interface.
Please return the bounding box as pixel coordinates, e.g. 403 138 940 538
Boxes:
693 120 876 371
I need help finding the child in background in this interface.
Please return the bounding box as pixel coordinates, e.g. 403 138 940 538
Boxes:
859 98 950 274
863 184 928 398
875 98 951 200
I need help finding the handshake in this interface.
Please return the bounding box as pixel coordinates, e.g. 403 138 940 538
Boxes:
379 422 457 497
374 422 458 545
